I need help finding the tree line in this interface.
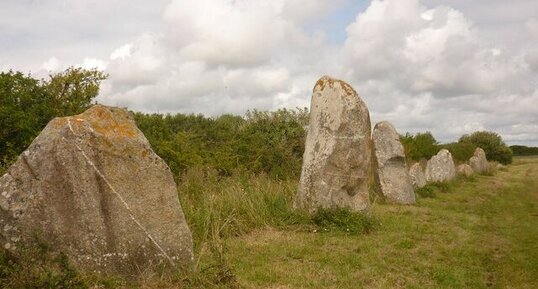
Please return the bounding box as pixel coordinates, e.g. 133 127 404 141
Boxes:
1 68 524 177
400 131 514 165
510 145 538 156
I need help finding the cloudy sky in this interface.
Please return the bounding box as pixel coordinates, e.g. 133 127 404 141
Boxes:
1 0 537 145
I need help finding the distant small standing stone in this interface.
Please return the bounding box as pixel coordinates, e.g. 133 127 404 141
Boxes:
409 163 427 189
457 164 474 177
425 149 456 182
469 147 488 174
372 121 415 204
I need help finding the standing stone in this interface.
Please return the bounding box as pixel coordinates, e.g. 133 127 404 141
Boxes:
469 147 488 174
425 149 456 182
457 164 474 177
372 121 415 204
295 76 371 212
0 105 193 276
409 163 427 189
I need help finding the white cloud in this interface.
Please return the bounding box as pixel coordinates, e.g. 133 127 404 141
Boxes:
42 57 60 72
340 0 536 144
2 0 537 144
79 57 108 70
110 44 133 60
100 0 332 115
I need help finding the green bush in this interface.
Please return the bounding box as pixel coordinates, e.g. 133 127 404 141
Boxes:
400 132 439 162
441 142 477 163
459 131 513 165
135 107 308 179
0 68 107 170
416 185 436 198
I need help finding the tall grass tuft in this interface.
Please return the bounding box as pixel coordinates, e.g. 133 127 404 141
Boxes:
312 208 379 234
177 167 379 283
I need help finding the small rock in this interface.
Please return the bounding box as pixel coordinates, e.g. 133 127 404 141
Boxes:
457 164 474 177
409 163 427 189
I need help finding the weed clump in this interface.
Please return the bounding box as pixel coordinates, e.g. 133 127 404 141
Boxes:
0 246 120 289
416 185 436 198
416 181 452 198
311 208 379 235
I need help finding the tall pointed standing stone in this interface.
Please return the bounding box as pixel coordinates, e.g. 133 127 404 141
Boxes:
295 76 371 212
0 105 193 276
372 121 415 204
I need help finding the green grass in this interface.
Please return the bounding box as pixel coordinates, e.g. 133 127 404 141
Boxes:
1 157 537 288
223 157 538 288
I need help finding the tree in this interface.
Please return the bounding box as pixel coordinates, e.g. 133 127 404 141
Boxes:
459 131 513 164
0 71 48 166
45 67 108 116
0 68 107 171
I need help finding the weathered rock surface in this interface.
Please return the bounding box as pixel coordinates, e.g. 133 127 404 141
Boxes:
0 105 193 275
457 164 474 177
409 163 427 189
469 147 488 174
295 76 371 212
372 121 415 204
425 149 456 182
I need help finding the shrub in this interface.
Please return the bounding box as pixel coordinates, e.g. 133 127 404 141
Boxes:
441 142 477 163
416 185 436 198
135 108 308 179
0 69 107 170
459 131 513 165
400 132 439 162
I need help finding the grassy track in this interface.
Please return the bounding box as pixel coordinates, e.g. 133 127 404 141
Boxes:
224 157 538 288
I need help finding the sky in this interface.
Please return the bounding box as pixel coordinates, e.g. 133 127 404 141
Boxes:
1 0 537 145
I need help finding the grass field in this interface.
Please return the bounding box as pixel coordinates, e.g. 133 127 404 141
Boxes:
1 157 537 288
219 157 538 289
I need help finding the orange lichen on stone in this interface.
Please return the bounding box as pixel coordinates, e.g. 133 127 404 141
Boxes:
76 105 138 140
50 118 68 129
314 76 357 96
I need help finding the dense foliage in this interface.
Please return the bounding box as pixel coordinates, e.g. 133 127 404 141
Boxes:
400 130 513 164
399 132 439 162
459 131 513 164
0 68 107 170
134 108 308 179
510 145 538 156
440 142 477 163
